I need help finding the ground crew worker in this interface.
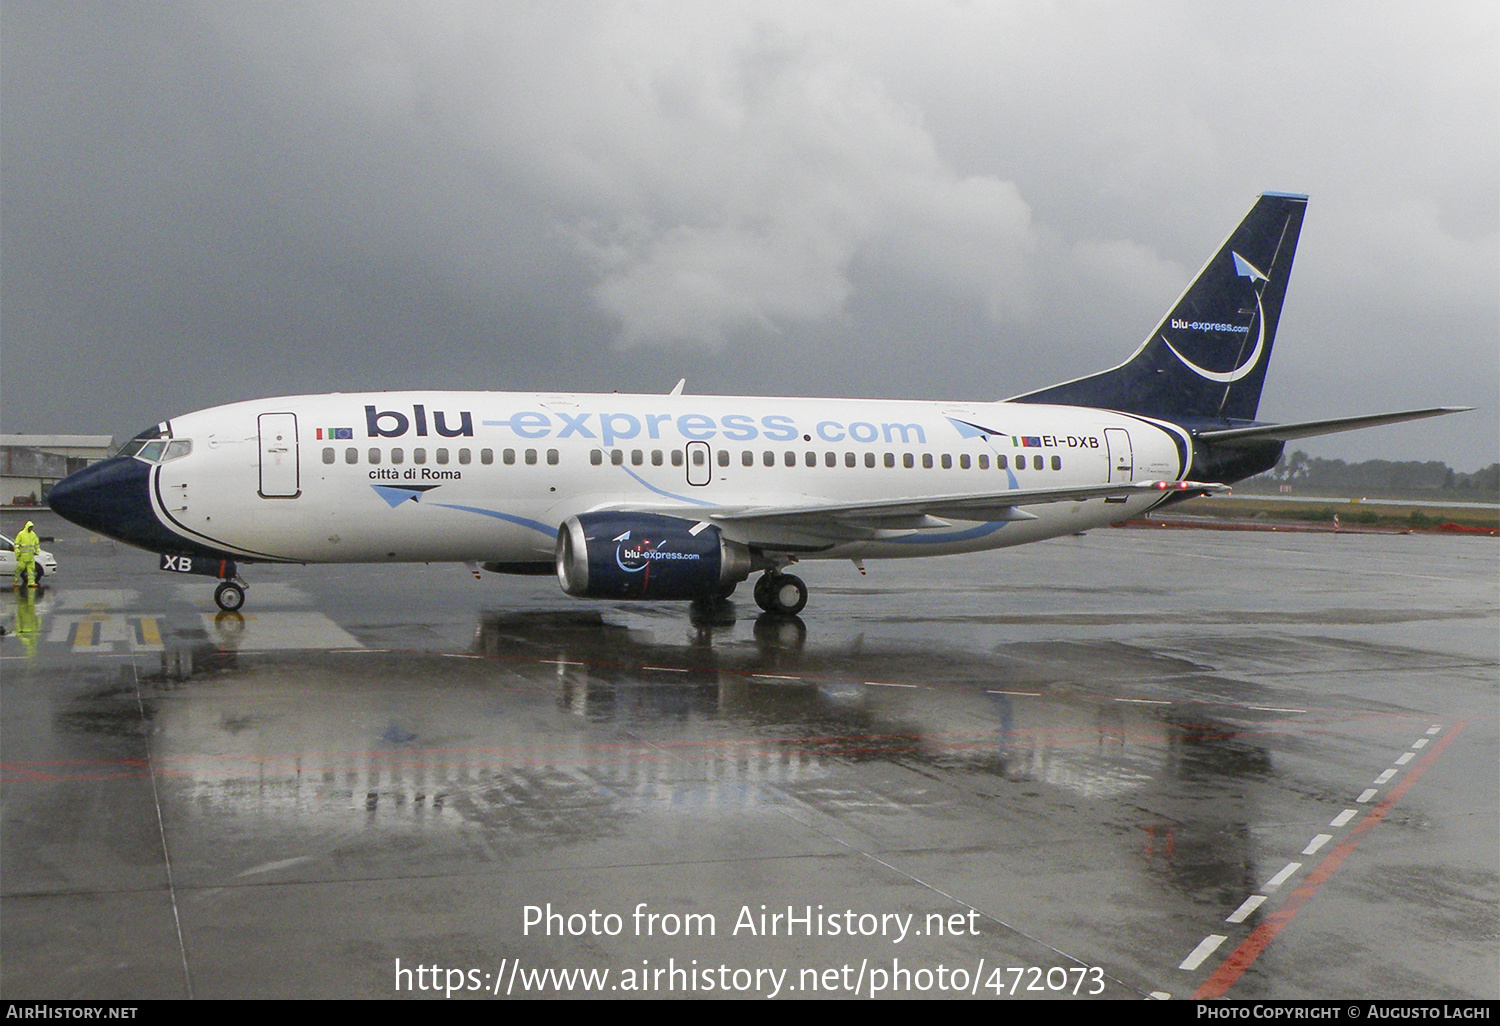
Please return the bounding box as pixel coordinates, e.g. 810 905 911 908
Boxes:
13 520 40 587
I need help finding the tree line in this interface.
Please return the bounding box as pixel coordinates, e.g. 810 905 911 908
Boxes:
1246 451 1499 499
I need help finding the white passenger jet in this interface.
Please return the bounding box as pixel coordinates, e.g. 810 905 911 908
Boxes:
49 194 1464 614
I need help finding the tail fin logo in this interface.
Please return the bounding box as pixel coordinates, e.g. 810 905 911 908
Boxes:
1232 251 1268 284
1161 251 1270 384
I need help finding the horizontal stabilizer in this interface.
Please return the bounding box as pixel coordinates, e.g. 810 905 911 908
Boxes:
1195 407 1470 447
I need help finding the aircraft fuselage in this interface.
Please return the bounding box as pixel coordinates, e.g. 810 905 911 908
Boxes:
111 391 1190 566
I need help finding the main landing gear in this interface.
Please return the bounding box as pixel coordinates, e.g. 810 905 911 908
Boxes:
753 571 807 616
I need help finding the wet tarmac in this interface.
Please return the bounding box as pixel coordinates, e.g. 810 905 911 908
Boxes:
2 509 1496 1000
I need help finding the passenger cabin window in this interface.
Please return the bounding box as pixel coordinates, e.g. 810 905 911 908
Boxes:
322 448 335 465
481 449 494 465
547 449 559 466
345 448 358 464
392 448 404 464
414 448 427 464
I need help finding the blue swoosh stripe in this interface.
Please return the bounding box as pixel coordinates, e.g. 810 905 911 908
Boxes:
432 503 556 537
885 520 1012 545
617 464 714 506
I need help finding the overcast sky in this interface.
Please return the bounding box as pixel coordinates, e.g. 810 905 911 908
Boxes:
3 2 1496 469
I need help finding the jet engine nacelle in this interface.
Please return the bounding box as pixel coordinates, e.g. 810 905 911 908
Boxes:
556 512 754 600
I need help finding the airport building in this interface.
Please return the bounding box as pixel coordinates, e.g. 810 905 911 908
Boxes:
1 434 114 507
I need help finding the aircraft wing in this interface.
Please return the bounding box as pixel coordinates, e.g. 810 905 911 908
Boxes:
1195 407 1469 446
592 479 1227 548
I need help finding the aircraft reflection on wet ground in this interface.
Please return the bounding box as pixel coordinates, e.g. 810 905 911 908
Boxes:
118 607 1295 916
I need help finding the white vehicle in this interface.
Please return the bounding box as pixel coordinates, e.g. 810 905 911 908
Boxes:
48 194 1464 614
1 531 57 582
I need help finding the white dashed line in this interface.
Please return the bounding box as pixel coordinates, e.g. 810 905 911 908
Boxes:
1180 935 1227 971
1263 862 1301 891
986 689 1041 697
865 681 917 688
1226 895 1266 924
1183 725 1448 986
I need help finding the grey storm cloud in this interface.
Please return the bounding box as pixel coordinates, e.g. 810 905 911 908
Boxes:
2 1 1496 468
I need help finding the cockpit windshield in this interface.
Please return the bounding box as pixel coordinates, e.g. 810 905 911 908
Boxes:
118 423 190 463
116 423 170 458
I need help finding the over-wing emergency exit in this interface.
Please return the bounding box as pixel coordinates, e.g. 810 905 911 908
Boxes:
48 194 1466 614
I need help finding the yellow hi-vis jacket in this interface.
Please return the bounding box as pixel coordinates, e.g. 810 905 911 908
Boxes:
14 524 40 561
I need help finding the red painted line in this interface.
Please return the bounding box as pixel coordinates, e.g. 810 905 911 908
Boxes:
1191 721 1466 999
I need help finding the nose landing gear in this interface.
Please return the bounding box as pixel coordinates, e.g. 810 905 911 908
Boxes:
753 571 808 616
159 553 248 611
214 579 247 612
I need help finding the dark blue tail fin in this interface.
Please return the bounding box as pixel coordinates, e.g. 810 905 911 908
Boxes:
1011 193 1307 423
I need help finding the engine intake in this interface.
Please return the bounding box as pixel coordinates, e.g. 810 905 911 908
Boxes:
556 513 753 600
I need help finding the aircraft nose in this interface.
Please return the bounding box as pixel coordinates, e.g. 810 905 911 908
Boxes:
48 456 164 547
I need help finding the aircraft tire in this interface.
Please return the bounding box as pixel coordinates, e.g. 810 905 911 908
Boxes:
214 581 246 612
753 573 775 612
767 574 807 616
